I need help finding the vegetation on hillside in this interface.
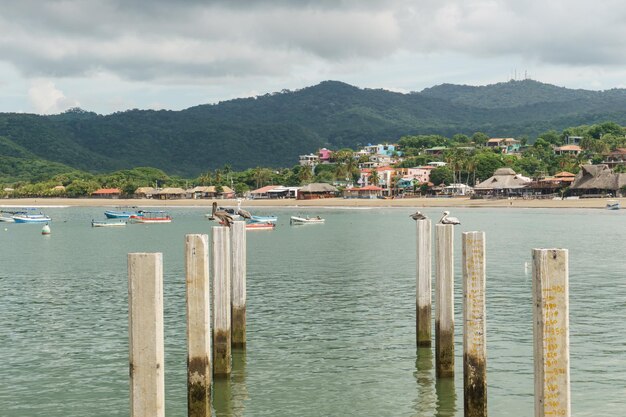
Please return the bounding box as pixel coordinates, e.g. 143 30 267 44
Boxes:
2 122 624 198
1 80 626 178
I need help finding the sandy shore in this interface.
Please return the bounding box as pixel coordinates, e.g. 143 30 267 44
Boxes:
1 196 622 209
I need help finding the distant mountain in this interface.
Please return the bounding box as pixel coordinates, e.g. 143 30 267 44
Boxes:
1 79 626 179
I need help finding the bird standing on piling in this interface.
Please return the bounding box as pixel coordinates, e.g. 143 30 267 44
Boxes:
438 211 461 225
236 207 252 220
212 202 234 227
409 211 428 220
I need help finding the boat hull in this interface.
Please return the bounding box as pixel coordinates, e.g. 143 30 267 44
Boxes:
290 216 325 224
12 215 51 223
92 220 127 227
246 222 275 230
249 215 278 224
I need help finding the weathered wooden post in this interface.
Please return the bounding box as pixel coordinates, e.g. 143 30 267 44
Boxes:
416 219 432 347
128 253 164 417
435 223 454 378
185 234 211 417
212 226 231 376
533 249 570 417
231 221 247 348
462 232 487 417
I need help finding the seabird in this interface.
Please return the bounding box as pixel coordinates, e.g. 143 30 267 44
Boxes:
212 202 234 227
409 211 427 221
438 211 461 225
236 207 252 219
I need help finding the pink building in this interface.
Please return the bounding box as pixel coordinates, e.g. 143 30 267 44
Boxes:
318 148 333 163
407 166 435 184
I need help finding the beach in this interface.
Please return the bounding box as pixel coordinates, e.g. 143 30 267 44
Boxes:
0 196 622 209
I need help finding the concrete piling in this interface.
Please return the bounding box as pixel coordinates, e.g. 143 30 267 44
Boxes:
128 253 165 417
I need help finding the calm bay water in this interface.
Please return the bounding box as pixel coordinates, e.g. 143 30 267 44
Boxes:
1 205 625 416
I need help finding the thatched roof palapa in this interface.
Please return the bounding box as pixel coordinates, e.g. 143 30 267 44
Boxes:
570 164 626 191
299 183 339 193
474 168 531 190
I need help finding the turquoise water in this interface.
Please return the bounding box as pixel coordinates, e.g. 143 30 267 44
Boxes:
1 205 625 416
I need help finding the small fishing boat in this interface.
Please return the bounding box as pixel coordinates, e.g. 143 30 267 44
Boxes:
0 211 17 222
130 211 172 223
12 211 52 223
290 215 325 225
606 200 620 210
249 215 278 224
92 219 127 227
245 222 275 230
104 207 143 219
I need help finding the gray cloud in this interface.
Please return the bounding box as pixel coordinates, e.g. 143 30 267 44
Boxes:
0 0 625 85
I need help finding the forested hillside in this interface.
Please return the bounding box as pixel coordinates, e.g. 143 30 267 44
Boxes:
1 79 626 179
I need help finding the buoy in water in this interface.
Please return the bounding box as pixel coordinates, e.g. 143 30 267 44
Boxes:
42 223 51 235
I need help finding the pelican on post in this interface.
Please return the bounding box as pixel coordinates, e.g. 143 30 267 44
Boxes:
438 211 461 225
409 211 428 221
212 202 234 227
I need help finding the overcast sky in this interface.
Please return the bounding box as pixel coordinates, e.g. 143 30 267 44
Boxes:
1 0 625 114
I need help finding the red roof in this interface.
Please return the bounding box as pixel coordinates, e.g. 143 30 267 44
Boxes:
92 188 121 195
250 185 279 194
554 171 575 178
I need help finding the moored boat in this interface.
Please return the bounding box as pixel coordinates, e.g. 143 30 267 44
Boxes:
290 215 325 225
249 215 278 224
12 212 52 223
105 207 143 219
130 211 172 223
606 200 620 210
92 219 127 227
246 222 275 230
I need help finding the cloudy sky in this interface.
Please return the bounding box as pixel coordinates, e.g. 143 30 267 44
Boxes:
1 0 625 114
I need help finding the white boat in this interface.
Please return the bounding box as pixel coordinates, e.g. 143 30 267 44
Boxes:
92 219 127 227
0 212 16 222
290 215 325 225
606 200 620 210
12 212 52 223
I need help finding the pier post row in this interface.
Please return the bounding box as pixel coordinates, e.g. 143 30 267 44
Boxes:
435 224 455 378
128 253 165 417
230 221 247 348
185 234 212 417
462 232 488 417
533 249 571 417
416 219 432 347
212 226 232 376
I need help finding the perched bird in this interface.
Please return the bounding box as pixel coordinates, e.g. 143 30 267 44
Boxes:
236 207 252 220
438 211 461 225
409 211 428 221
212 202 234 227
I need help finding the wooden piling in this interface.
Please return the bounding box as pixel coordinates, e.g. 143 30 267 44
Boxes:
462 232 487 417
416 219 432 347
435 223 454 378
533 249 570 417
231 221 247 348
128 253 164 417
185 234 211 417
212 226 231 376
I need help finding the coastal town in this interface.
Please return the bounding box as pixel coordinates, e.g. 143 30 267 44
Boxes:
7 128 623 202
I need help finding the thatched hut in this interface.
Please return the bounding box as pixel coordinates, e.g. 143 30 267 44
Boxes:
153 187 188 200
297 183 339 200
570 164 626 197
135 187 156 199
473 168 531 196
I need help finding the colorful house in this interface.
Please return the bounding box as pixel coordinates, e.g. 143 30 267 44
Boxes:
554 145 582 156
407 166 435 184
486 138 521 154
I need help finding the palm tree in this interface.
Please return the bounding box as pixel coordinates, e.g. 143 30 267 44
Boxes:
369 169 380 187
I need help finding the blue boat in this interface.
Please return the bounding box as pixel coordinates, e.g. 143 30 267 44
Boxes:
249 215 278 224
12 212 51 223
104 207 143 219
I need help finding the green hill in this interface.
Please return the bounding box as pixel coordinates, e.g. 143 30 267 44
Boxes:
1 80 626 179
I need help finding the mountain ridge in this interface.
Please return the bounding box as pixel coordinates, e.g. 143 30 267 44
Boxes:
1 79 626 179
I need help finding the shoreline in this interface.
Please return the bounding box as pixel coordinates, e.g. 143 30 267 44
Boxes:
0 196 622 209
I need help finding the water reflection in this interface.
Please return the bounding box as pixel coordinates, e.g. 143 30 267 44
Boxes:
413 347 436 417
212 349 248 416
435 375 457 417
